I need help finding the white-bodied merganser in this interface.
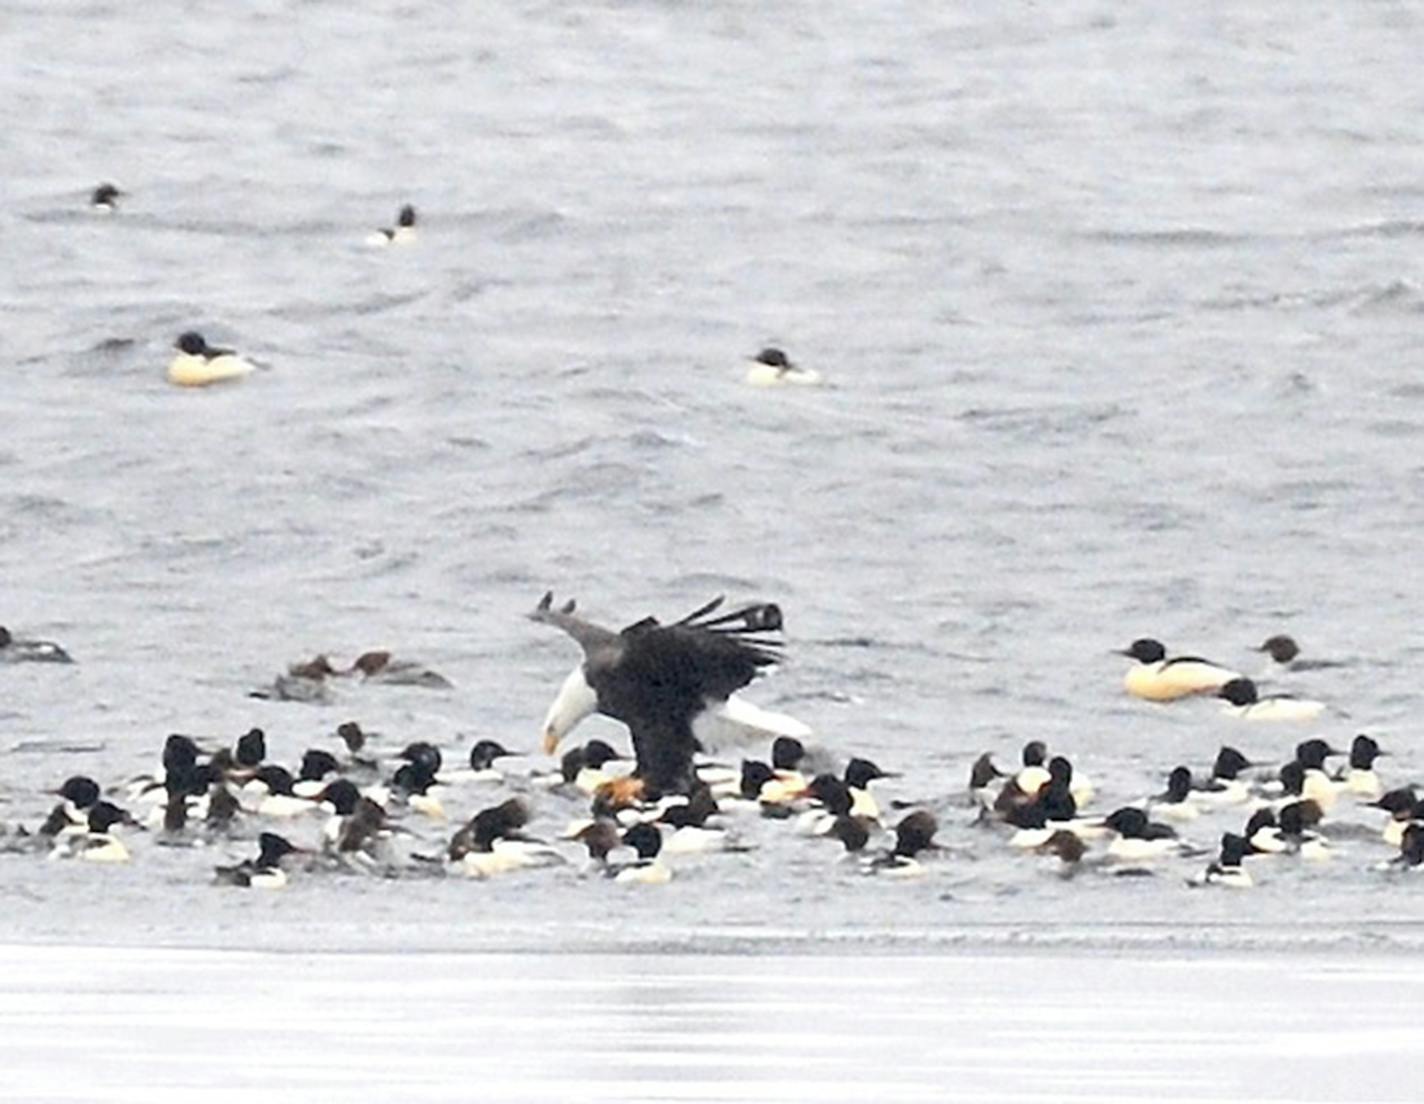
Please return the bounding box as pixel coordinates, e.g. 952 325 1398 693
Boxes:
862 811 938 877
1338 734 1388 799
435 739 518 785
167 331 257 388
992 740 1051 819
1150 766 1201 823
366 204 417 246
657 788 743 854
1191 746 1256 807
38 776 101 837
1369 788 1419 849
843 757 896 821
1103 807 1194 863
456 798 562 878
745 347 821 387
1218 677 1326 722
1188 833 1256 888
612 822 672 884
0 625 74 664
291 748 341 798
391 756 447 821
1118 638 1240 702
242 765 317 819
1276 800 1331 861
50 801 134 863
214 832 306 889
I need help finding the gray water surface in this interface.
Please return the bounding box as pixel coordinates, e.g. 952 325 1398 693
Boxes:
2 946 1418 1103
3 3 1424 948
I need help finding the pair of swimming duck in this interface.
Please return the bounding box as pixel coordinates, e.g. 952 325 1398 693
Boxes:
249 650 453 703
1118 636 1330 719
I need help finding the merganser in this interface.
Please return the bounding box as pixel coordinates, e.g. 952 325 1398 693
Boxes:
1118 638 1239 701
89 182 123 211
863 811 938 877
1151 766 1201 823
1243 808 1288 855
167 331 257 388
1294 739 1345 812
1339 734 1388 799
366 204 417 246
745 347 821 387
613 823 672 884
968 752 1006 810
456 798 562 878
992 741 1051 819
1369 788 1419 848
1103 807 1193 863
658 787 743 854
39 776 101 837
292 749 341 798
1192 746 1256 807
214 832 305 889
0 625 74 664
1188 833 1256 888
50 802 134 863
391 757 447 821
551 739 629 795
437 739 518 785
1255 634 1345 671
1382 823 1424 870
757 736 811 804
1277 800 1331 860
843 757 895 821
795 774 855 837
349 650 453 689
1218 678 1326 722
243 765 316 819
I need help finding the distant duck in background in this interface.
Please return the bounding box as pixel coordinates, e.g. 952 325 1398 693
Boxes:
1117 638 1240 702
89 182 123 211
167 331 257 388
745 347 822 387
367 204 417 246
1255 634 1346 672
349 651 453 689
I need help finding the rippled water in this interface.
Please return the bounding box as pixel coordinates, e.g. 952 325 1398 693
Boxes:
4 3 1424 952
3 946 1419 1103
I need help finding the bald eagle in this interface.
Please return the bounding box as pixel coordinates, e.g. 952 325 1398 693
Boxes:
529 592 810 796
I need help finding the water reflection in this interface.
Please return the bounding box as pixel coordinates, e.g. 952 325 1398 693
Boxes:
0 947 1418 1102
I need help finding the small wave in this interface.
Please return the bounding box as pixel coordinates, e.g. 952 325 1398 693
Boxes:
1324 219 1424 240
957 402 1125 437
1076 227 1255 248
1346 279 1424 316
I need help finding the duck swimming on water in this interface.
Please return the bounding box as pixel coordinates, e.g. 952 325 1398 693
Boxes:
745 347 822 387
1117 638 1240 702
167 331 257 388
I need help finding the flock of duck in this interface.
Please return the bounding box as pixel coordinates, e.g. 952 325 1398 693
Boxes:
81 183 818 392
3 609 1421 894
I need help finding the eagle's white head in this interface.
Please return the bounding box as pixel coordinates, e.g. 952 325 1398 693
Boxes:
542 663 598 754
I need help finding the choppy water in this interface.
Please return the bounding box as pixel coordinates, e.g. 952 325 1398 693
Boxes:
4 3 1424 950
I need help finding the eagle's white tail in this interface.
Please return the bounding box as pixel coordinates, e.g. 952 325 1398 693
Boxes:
694 693 812 753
